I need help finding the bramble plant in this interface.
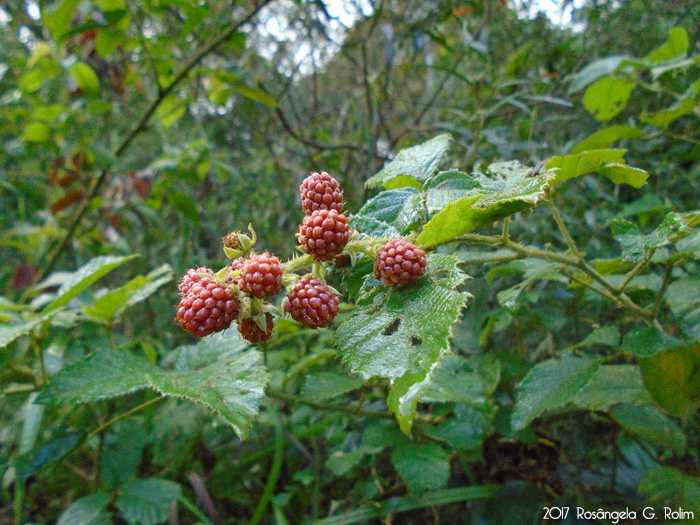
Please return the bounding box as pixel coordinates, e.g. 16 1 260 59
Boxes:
2 3 700 523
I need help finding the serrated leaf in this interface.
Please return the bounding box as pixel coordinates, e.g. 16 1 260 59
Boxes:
84 265 173 321
366 135 451 189
571 126 643 154
570 365 652 411
352 188 423 236
512 355 602 430
57 491 112 525
639 345 700 419
302 371 364 402
423 169 479 213
42 255 139 313
612 212 688 262
610 404 686 455
423 354 500 406
583 76 636 121
644 27 689 64
391 441 450 494
640 97 697 130
335 254 470 433
101 418 147 488
547 149 633 186
116 478 181 525
0 309 62 350
38 333 268 438
568 55 630 93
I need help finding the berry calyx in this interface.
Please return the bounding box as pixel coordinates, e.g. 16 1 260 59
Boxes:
300 171 344 215
176 273 239 338
178 267 215 296
285 277 340 329
298 209 351 262
238 252 284 299
222 224 257 259
238 313 275 343
374 239 427 286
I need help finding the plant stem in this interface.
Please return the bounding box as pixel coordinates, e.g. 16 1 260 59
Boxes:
33 0 273 289
547 199 582 257
248 413 284 525
616 248 655 294
267 389 393 419
652 263 675 317
82 396 163 445
178 494 214 525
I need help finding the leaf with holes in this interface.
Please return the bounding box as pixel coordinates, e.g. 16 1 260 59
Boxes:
335 254 470 433
583 76 636 121
571 125 643 154
418 161 555 247
365 134 451 190
37 332 268 438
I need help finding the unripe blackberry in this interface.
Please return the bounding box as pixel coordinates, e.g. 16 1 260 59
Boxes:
238 313 275 343
374 239 427 286
285 277 340 329
178 267 215 296
298 209 351 262
238 252 284 298
225 257 246 285
300 171 344 215
176 277 239 338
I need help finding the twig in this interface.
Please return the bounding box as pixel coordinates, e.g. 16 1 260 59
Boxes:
616 248 655 295
267 388 393 419
652 263 675 317
547 199 582 257
82 396 163 445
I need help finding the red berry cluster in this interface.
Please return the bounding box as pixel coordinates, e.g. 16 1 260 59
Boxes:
298 209 351 262
176 272 239 338
300 171 344 215
285 277 340 329
374 239 427 286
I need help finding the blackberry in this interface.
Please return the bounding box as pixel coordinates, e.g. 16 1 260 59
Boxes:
238 252 284 298
298 209 351 262
374 239 427 286
238 313 275 343
300 171 344 215
176 277 239 338
285 277 340 329
178 267 215 296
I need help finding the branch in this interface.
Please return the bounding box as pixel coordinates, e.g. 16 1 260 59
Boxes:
34 1 273 287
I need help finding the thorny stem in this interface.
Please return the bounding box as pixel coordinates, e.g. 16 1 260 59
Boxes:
616 248 656 295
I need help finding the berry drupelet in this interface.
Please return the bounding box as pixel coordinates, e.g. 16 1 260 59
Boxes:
285 277 340 329
374 239 427 286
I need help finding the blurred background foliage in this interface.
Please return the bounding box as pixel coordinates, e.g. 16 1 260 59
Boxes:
1 0 700 523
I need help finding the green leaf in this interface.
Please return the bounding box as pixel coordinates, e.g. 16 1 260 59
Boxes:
116 478 181 525
621 326 683 357
44 0 81 39
418 161 554 247
639 467 700 512
365 134 451 189
37 333 269 438
101 418 147 488
667 279 700 341
639 345 700 419
423 169 479 213
391 441 450 494
95 28 125 57
611 212 688 262
57 492 112 525
568 55 630 93
640 97 697 130
23 122 51 143
0 309 62 351
570 365 652 411
423 353 501 406
233 84 278 107
85 265 173 321
20 67 60 93
644 27 690 64
598 163 650 188
352 188 423 236
157 94 187 128
547 149 647 188
168 192 200 223
610 404 686 455
14 426 82 481
301 372 364 402
512 355 602 430
70 62 100 96
571 126 643 154
583 76 636 121
335 254 470 433
42 255 139 313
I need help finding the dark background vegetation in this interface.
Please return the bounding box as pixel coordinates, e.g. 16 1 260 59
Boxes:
1 0 700 523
